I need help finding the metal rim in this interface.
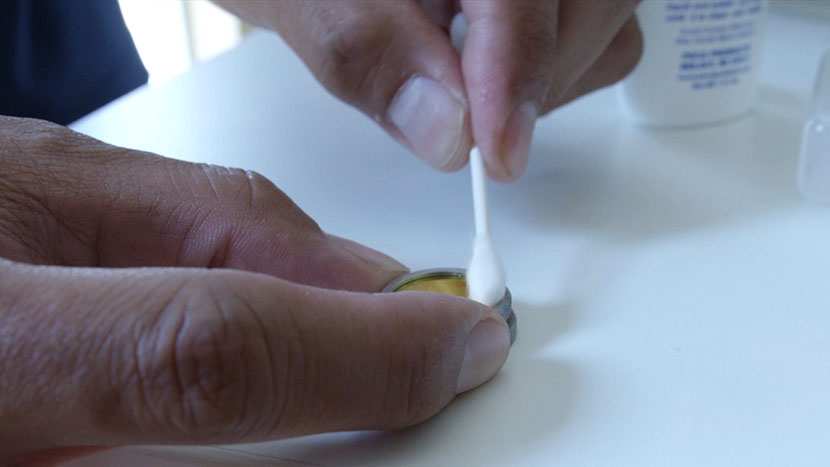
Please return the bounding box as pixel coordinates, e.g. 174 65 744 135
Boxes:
383 268 517 344
381 268 466 293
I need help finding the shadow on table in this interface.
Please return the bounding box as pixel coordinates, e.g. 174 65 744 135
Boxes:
496 86 805 244
233 299 576 466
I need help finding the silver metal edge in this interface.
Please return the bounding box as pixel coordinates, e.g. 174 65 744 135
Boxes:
383 268 516 344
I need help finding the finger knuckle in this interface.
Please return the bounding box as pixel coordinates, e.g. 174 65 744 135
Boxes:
315 17 401 109
203 166 318 229
130 279 263 441
237 169 292 213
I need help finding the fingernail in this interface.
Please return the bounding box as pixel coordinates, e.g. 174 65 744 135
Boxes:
326 234 408 274
455 318 511 394
388 76 466 169
500 101 537 180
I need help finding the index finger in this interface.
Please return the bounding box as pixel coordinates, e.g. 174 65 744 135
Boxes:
460 0 559 181
0 117 406 293
460 0 641 181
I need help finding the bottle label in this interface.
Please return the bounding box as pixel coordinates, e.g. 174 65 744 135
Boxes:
664 0 765 91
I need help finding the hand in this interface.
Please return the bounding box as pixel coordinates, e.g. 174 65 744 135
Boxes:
214 0 642 181
0 117 510 465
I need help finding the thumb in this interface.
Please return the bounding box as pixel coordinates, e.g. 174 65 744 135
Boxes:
1 259 510 459
215 0 473 171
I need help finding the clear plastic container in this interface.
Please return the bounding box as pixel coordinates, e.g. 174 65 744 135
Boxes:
798 45 830 204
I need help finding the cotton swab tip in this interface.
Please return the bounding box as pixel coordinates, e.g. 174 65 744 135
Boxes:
466 147 506 305
467 234 506 305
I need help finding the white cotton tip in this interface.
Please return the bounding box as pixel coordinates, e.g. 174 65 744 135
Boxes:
467 234 507 306
466 146 506 306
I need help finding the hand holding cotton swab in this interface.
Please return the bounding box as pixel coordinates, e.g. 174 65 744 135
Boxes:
467 147 507 306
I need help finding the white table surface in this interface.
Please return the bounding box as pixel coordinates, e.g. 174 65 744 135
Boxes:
67 3 830 466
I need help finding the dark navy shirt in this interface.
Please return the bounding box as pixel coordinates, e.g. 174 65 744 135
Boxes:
0 0 148 125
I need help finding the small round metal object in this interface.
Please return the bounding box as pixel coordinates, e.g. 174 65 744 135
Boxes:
383 268 517 344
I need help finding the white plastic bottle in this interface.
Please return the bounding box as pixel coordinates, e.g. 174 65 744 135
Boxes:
618 0 768 127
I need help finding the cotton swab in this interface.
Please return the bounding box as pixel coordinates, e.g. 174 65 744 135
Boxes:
467 147 507 305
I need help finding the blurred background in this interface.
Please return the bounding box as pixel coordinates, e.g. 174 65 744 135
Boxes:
118 0 249 87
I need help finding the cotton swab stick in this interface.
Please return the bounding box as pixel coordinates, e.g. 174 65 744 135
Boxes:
448 20 507 305
467 147 507 305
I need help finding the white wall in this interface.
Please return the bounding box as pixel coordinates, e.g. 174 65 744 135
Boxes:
118 0 243 87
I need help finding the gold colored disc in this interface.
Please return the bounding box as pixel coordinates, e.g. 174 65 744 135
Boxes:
394 277 468 297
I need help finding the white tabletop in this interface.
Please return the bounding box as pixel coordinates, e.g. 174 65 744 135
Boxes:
69 3 830 466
